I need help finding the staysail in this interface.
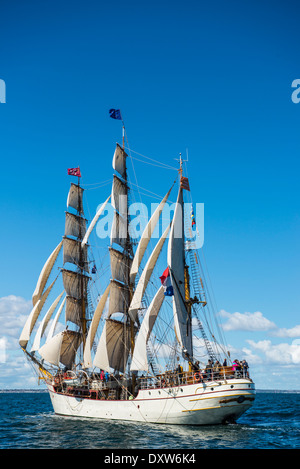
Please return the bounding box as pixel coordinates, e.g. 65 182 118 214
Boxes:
45 296 66 343
81 195 111 248
130 186 173 283
83 284 110 368
31 241 62 306
31 291 64 352
130 286 165 372
39 330 82 367
128 223 170 322
19 279 56 348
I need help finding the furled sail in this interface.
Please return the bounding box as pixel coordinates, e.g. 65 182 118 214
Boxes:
83 284 110 368
39 330 82 367
130 187 173 283
62 269 89 300
167 186 193 357
112 143 127 179
130 286 165 371
32 241 63 306
67 183 84 213
19 279 56 348
81 195 111 247
31 291 64 352
128 223 170 322
93 318 132 373
65 212 87 239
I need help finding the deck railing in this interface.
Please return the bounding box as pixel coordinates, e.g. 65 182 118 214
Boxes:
138 366 250 390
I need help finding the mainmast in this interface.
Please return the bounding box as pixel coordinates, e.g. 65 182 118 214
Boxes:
122 127 135 378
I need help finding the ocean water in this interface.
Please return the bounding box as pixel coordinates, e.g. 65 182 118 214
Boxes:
0 390 299 450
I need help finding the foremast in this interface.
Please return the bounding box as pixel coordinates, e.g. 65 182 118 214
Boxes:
62 172 90 365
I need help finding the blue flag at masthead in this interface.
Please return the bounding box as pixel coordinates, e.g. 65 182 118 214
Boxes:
109 109 122 120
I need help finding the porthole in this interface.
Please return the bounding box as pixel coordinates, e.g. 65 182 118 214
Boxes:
211 388 214 391
149 391 151 395
231 385 234 388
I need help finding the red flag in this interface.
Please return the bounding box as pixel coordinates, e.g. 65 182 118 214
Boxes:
68 167 81 177
159 267 170 285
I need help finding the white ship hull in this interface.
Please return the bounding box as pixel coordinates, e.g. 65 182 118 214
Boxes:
47 378 255 425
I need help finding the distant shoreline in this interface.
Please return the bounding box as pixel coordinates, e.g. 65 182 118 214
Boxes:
0 388 299 394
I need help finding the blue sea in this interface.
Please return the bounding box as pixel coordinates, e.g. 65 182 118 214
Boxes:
0 390 299 451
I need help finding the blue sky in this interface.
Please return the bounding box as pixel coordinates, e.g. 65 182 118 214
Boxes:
0 0 300 389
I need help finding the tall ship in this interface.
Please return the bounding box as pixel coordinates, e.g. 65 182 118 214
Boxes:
19 116 255 425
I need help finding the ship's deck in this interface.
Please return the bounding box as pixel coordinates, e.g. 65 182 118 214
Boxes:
49 366 253 401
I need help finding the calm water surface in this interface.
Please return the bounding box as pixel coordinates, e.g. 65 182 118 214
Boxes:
0 391 299 449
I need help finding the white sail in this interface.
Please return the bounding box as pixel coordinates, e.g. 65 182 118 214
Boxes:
39 330 82 367
93 318 132 373
45 296 66 343
130 187 172 283
128 223 170 322
65 296 82 327
67 183 84 213
83 284 110 368
31 291 64 352
111 175 127 218
130 286 164 372
81 195 111 248
110 173 128 247
62 269 89 300
111 212 127 247
63 237 88 270
108 280 130 318
32 241 62 306
167 187 193 357
110 248 131 284
65 212 87 239
112 143 127 178
19 279 56 349
39 331 64 366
